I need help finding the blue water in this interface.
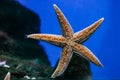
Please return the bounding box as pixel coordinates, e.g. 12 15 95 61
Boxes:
18 0 120 79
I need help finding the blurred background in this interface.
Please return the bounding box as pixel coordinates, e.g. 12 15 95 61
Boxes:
17 0 120 79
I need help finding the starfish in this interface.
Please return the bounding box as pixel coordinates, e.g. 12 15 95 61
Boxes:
4 72 10 80
27 4 104 78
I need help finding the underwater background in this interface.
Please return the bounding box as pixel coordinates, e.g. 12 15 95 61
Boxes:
17 0 120 79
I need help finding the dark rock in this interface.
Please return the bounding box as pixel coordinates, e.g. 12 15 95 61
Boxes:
0 0 40 41
0 0 50 64
63 53 92 80
0 31 9 52
53 53 92 80
0 0 51 79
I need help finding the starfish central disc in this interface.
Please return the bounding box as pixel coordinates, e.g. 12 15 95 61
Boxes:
65 39 73 46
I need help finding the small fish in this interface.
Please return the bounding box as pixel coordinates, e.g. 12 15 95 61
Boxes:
0 61 6 66
0 61 10 68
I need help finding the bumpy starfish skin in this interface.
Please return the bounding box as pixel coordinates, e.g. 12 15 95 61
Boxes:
54 4 73 38
28 34 66 47
27 4 104 78
73 18 104 43
4 72 10 80
52 45 73 77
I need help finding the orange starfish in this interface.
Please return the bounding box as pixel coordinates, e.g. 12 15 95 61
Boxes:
27 4 104 78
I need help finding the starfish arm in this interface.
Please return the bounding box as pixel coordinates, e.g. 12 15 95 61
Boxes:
51 45 73 78
53 4 73 38
27 34 66 47
4 72 10 80
72 42 103 67
73 18 104 43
